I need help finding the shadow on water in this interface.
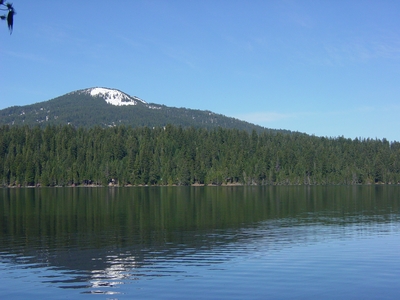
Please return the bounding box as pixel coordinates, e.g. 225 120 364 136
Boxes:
0 186 399 292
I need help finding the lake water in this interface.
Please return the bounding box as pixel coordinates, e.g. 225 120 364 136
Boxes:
0 186 399 299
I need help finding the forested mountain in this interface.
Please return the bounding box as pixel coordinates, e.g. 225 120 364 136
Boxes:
0 87 281 133
1 125 399 187
1 88 399 187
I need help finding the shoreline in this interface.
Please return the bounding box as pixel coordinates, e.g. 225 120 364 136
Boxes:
1 182 394 188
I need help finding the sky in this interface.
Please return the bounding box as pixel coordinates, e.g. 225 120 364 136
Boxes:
1 1 400 141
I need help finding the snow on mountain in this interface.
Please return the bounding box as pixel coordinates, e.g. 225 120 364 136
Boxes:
85 87 147 106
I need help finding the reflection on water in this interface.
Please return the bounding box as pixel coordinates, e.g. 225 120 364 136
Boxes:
0 186 400 299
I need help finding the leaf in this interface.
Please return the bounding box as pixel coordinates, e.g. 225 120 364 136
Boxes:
7 8 13 34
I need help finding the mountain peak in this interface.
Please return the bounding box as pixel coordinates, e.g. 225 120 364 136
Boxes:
0 87 270 133
83 87 147 106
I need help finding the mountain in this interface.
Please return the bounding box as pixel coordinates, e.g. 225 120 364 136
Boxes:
0 87 286 133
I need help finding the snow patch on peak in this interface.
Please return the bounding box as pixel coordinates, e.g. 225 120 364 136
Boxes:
87 87 147 106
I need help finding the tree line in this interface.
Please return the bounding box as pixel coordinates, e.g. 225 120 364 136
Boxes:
1 124 399 187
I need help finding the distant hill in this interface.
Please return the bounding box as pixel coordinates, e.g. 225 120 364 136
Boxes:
0 87 290 133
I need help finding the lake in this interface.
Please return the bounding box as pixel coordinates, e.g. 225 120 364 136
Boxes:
0 186 399 299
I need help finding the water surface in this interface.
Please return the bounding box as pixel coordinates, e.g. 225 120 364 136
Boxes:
1 186 399 299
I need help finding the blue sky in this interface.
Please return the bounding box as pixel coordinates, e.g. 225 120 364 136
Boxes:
1 1 400 141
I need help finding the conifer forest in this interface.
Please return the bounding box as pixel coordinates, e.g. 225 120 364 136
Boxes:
1 124 399 187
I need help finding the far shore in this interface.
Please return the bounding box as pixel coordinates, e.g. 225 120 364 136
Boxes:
2 182 395 188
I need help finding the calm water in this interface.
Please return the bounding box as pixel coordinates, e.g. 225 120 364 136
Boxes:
0 186 399 299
